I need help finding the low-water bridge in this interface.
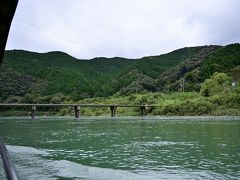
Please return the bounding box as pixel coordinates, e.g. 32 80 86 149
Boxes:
0 104 156 119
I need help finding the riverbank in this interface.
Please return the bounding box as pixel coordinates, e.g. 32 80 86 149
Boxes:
1 90 240 117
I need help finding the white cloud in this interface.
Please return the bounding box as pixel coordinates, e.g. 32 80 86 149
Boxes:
6 0 240 59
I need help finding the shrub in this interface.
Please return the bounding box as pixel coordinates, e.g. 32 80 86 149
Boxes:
200 72 231 96
154 98 213 115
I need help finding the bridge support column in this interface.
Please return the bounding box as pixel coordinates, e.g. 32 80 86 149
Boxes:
110 106 117 117
74 106 80 118
31 106 36 120
140 105 146 116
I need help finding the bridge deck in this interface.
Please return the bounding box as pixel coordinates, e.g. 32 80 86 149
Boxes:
0 103 156 108
0 103 157 118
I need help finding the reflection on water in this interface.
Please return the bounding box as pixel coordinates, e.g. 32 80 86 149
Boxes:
0 117 240 179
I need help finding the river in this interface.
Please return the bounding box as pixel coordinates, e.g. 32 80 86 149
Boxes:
0 116 239 179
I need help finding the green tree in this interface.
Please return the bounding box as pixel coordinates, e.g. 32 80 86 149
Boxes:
200 72 231 97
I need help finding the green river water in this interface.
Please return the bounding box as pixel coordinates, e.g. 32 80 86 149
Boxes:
0 116 239 179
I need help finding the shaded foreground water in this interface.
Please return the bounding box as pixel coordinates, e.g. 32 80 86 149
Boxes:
0 116 239 179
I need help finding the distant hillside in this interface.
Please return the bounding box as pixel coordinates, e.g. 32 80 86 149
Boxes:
1 43 240 102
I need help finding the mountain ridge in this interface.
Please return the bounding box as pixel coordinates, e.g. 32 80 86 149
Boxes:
6 44 220 61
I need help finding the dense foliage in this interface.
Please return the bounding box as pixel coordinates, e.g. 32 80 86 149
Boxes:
200 72 231 97
199 44 240 81
1 77 240 116
0 44 240 115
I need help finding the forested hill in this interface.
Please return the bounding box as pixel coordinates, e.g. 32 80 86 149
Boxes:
1 43 240 102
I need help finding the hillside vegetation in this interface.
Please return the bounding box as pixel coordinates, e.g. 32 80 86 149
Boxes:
1 73 240 116
0 43 240 116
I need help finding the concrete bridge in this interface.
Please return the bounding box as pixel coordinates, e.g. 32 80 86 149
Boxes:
0 103 156 119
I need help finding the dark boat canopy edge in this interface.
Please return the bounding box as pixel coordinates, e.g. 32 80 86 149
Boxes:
0 0 18 65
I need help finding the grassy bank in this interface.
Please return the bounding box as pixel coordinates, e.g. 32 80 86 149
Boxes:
1 90 240 117
74 90 240 116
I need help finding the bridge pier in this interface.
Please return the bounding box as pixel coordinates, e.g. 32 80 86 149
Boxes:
140 105 146 116
110 106 117 117
74 106 80 118
31 105 36 119
0 103 156 117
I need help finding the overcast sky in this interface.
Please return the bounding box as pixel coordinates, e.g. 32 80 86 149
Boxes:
6 0 240 59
